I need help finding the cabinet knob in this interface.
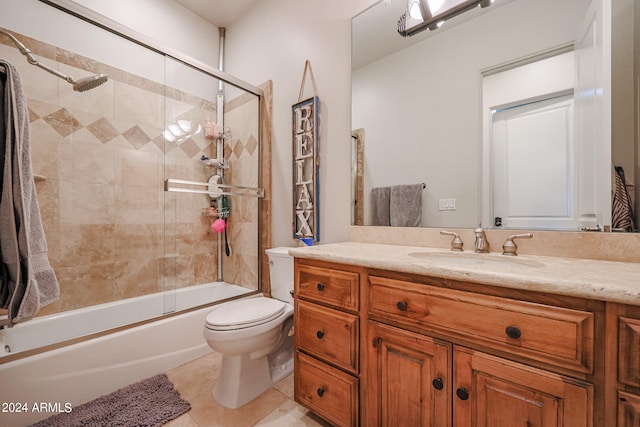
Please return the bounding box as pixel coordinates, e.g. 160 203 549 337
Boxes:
316 282 325 291
316 330 324 339
432 377 444 390
317 387 325 397
396 301 408 311
456 387 469 400
505 325 522 339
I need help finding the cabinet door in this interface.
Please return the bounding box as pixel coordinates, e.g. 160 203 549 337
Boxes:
618 391 640 427
366 321 451 427
454 346 592 427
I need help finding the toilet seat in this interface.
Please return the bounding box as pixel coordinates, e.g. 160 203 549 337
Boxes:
205 297 286 331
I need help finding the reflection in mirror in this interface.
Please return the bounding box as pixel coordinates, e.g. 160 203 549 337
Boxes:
352 0 639 232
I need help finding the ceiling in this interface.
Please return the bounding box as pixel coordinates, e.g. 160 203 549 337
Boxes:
173 0 261 27
352 0 514 70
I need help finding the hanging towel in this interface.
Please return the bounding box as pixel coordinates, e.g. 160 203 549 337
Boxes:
390 184 423 227
0 59 59 325
612 165 636 232
371 186 391 226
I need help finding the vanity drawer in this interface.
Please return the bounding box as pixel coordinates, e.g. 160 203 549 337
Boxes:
619 317 640 387
296 264 359 312
295 351 359 427
368 275 594 373
296 300 359 373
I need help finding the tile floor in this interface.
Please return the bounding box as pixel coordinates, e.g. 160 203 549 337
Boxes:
164 352 331 427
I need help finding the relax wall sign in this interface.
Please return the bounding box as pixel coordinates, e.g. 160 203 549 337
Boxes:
292 95 319 242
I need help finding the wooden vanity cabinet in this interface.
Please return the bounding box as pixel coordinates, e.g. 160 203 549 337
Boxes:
292 257 629 426
365 273 595 427
453 346 591 427
293 259 364 427
365 321 452 426
617 305 640 426
366 324 592 427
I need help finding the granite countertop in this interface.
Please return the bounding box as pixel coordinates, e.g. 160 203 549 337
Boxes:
288 242 640 306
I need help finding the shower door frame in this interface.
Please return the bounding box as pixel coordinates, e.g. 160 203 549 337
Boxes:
37 0 268 301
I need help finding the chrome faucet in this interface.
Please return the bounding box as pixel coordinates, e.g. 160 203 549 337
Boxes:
502 233 533 256
440 230 463 251
474 227 490 253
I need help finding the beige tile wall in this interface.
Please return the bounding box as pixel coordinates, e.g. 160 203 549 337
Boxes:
350 226 640 263
221 93 261 290
1 31 264 316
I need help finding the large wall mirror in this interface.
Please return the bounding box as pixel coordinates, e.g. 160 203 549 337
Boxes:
351 0 639 233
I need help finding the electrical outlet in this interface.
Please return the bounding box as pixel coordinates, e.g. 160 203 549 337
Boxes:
438 198 456 211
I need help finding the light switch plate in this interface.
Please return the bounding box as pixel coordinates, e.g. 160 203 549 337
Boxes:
438 198 456 211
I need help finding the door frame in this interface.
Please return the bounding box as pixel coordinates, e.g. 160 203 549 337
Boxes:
480 47 576 229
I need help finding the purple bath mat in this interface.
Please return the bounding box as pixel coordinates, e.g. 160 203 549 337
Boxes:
30 373 191 427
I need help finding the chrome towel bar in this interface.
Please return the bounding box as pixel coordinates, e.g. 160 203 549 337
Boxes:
164 178 264 198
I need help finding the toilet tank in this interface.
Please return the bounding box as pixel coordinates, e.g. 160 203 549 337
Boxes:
265 247 294 304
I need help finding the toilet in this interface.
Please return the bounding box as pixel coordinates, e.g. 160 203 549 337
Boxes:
203 247 294 408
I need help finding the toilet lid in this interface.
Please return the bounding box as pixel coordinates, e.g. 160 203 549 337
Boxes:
205 297 286 330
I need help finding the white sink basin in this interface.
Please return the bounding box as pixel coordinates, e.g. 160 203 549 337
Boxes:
408 251 545 269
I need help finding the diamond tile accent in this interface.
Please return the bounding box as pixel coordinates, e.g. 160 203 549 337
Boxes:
179 138 200 159
233 139 244 159
246 135 258 156
122 125 151 150
43 108 83 137
28 108 40 123
87 118 119 144
153 134 176 154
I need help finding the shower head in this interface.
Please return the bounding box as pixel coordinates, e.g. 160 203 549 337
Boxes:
0 27 109 92
72 73 109 92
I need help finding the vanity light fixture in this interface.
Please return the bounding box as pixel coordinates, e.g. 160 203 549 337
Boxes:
399 0 494 37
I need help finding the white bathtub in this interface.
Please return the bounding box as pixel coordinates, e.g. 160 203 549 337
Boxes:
0 282 254 427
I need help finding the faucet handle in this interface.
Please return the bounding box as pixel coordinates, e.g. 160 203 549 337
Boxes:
502 233 533 256
440 231 463 252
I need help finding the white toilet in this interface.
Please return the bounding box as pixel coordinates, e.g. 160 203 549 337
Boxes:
203 247 294 408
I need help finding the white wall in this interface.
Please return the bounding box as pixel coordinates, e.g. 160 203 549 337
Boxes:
70 0 221 70
223 0 377 247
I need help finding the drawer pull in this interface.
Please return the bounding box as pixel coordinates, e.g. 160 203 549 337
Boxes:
316 282 325 291
316 330 325 339
317 387 325 397
456 387 469 400
432 377 444 390
505 325 522 339
396 301 408 311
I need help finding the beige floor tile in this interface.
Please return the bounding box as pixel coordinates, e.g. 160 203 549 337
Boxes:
164 412 200 427
164 352 327 427
254 400 332 426
273 373 294 399
187 388 289 427
167 351 221 401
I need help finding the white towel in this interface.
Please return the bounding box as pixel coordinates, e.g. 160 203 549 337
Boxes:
0 60 59 325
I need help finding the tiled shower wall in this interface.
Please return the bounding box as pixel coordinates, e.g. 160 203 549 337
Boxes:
221 93 260 289
0 31 261 316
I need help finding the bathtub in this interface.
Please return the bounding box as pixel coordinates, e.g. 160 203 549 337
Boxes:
0 282 255 427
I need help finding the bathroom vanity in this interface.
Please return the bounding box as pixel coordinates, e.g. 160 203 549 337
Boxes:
291 242 640 427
